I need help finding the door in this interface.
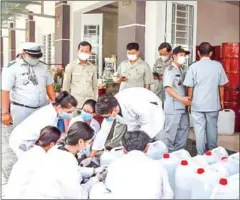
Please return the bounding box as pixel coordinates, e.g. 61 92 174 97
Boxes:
81 14 103 78
165 1 197 66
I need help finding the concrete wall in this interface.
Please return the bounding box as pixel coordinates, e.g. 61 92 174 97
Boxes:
197 1 240 46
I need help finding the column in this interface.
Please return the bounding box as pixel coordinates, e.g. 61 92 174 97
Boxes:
8 23 16 61
117 1 146 63
25 11 35 42
55 1 70 66
0 30 3 69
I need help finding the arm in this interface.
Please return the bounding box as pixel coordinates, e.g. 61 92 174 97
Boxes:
144 63 154 90
46 85 56 101
90 119 114 158
219 86 224 109
62 64 72 92
187 87 193 100
93 66 98 99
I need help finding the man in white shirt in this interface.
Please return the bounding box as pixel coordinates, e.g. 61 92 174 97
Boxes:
90 130 173 199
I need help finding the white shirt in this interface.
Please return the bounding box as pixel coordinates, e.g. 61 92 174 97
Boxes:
5 145 47 199
9 103 59 158
25 145 98 199
69 116 100 135
90 150 173 199
92 87 165 151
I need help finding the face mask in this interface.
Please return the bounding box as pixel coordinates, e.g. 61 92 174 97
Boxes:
160 55 169 62
79 144 91 156
78 53 90 61
24 56 40 66
127 54 137 61
177 56 186 65
81 110 93 121
59 112 71 119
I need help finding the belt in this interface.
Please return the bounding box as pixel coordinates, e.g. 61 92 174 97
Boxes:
11 101 40 109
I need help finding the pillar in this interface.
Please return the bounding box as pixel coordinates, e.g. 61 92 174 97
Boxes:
0 30 3 69
25 11 35 42
8 23 16 61
117 1 146 64
55 1 70 66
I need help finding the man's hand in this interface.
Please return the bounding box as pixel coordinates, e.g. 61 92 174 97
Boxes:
96 168 108 182
116 76 128 83
2 113 13 126
221 101 224 110
180 96 192 106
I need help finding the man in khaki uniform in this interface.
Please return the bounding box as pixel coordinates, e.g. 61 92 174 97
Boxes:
106 42 154 149
153 42 173 102
114 42 154 91
63 41 98 109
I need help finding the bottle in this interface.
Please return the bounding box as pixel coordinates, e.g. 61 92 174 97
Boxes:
146 140 168 160
191 155 209 167
175 160 195 199
160 153 179 194
211 146 229 161
210 178 238 199
171 149 191 162
222 152 239 176
204 150 217 164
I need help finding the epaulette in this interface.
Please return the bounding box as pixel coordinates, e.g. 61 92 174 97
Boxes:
6 60 16 68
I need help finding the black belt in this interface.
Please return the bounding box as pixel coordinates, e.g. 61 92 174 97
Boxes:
11 101 40 109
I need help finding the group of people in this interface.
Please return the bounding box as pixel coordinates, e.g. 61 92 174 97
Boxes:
1 39 229 199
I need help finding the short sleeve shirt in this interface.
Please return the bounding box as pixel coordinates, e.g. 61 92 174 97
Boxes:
153 57 173 75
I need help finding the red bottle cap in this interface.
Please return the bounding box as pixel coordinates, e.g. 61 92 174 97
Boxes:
197 168 205 174
163 153 170 159
219 178 228 185
181 160 188 166
205 151 212 156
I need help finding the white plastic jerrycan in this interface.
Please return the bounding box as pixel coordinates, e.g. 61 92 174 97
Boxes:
100 146 124 166
211 178 238 199
228 173 240 199
220 152 239 176
191 167 225 199
218 109 235 135
146 140 168 160
160 153 179 194
171 149 191 162
175 160 195 199
211 146 229 161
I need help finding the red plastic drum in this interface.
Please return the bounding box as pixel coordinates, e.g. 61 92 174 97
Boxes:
222 58 240 74
222 43 240 59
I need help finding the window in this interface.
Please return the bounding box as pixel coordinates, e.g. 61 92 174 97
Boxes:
172 3 194 66
47 34 52 64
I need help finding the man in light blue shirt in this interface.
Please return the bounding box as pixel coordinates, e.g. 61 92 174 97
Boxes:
183 42 229 155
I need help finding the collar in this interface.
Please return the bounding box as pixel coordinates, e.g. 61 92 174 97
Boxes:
201 57 211 60
76 59 91 65
172 62 183 73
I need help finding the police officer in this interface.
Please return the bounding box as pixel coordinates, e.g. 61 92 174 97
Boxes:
62 41 98 109
109 42 154 148
183 42 229 155
163 46 191 152
1 42 56 127
114 42 154 91
153 42 173 102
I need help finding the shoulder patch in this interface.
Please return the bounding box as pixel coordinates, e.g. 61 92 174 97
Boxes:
6 60 16 68
167 65 174 71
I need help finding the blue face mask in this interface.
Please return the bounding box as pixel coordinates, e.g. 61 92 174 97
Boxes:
105 116 114 122
59 112 71 119
79 144 91 156
81 110 93 121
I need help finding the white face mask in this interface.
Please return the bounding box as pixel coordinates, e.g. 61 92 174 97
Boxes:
177 56 186 65
25 56 40 66
127 54 137 61
78 53 90 61
160 55 169 62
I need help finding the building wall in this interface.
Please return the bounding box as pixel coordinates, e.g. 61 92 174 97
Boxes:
197 1 240 46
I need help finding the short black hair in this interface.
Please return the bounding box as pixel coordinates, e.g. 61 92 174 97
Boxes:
54 91 78 108
35 126 61 147
126 42 139 51
122 131 150 152
78 41 92 51
95 94 118 115
83 99 97 113
158 42 172 52
199 42 213 56
65 121 94 145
